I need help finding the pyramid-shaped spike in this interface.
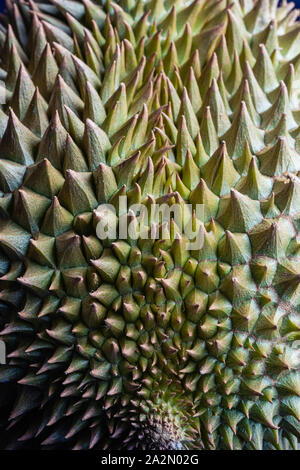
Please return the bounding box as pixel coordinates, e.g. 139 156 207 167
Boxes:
223 101 265 158
258 137 300 176
58 170 98 215
201 141 240 196
23 88 49 137
0 109 40 166
217 188 262 232
236 157 273 200
32 43 59 100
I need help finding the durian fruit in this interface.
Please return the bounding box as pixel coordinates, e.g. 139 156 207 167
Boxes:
0 0 300 451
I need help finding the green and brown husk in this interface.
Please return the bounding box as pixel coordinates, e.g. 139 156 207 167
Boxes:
0 0 300 450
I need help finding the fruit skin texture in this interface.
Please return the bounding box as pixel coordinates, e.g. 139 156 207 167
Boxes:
1 0 300 451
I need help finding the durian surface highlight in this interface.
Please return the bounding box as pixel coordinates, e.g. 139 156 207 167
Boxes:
0 0 300 450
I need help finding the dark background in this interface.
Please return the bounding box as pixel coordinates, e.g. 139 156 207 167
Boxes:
0 0 300 13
